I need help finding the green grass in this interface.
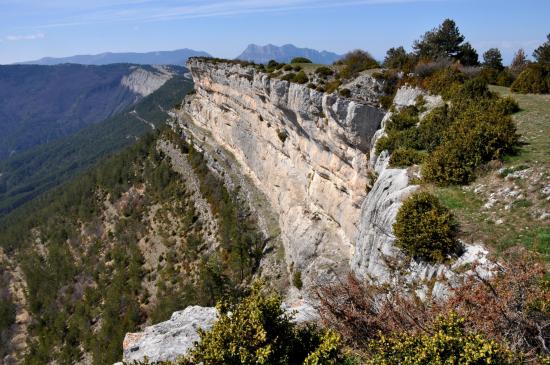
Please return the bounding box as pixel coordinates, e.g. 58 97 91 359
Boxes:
435 86 550 262
490 85 550 167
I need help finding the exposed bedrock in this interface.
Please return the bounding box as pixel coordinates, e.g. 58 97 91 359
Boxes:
182 58 386 288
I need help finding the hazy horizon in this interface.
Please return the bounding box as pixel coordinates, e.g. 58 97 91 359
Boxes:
1 0 549 65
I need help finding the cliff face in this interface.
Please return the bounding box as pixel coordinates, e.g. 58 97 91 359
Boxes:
113 62 496 363
182 58 386 287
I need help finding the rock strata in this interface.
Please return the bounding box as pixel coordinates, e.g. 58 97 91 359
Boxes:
182 58 386 288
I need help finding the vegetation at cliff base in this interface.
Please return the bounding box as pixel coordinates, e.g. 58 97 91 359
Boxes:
0 126 265 364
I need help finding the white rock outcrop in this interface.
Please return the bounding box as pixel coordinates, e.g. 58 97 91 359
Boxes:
122 306 218 363
120 302 318 364
121 65 179 97
181 58 386 288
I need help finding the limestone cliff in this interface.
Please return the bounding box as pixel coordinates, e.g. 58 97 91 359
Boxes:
180 58 386 289
114 62 496 363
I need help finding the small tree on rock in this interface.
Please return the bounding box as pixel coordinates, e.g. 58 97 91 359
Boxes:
393 191 460 263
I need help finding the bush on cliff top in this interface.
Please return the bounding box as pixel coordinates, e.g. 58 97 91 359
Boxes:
393 191 460 263
336 50 379 80
291 57 312 64
375 72 519 185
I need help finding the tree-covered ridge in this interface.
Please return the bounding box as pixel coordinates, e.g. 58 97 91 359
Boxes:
0 75 193 217
0 63 176 161
0 127 265 364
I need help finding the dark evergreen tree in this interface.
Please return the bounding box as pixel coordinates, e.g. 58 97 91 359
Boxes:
483 48 504 70
533 33 550 64
383 46 409 69
413 19 465 60
457 42 479 66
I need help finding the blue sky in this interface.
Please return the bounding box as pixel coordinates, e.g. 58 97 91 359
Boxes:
0 0 548 64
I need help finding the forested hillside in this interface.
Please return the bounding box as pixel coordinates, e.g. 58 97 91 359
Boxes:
0 126 264 364
0 63 184 161
0 75 193 217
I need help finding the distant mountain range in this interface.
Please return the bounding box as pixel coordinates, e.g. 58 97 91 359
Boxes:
19 48 210 66
236 44 342 64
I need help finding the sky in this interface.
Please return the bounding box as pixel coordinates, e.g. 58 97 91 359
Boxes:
0 0 548 64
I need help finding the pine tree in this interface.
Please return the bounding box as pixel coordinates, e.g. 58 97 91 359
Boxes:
533 33 550 64
483 48 504 70
413 19 465 60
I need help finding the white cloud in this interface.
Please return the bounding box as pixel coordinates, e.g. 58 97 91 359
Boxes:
30 0 442 28
5 32 45 41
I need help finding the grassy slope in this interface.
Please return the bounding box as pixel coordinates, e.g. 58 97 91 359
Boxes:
434 86 550 261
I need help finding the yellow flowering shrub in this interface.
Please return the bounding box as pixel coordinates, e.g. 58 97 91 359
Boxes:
367 313 520 364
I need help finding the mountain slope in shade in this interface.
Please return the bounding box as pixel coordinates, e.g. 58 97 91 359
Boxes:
236 43 342 64
19 48 210 66
0 63 185 161
0 75 194 216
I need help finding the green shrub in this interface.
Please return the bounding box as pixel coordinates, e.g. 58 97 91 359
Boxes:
423 107 518 185
496 70 515 87
324 80 342 94
389 148 424 167
187 282 347 365
367 313 518 365
339 88 351 98
292 271 303 290
393 191 459 263
511 64 550 94
292 71 309 84
385 106 419 132
423 67 464 97
291 57 312 64
281 72 296 82
338 50 379 79
416 105 452 152
315 66 334 77
459 77 492 100
383 46 413 70
267 60 280 69
375 135 395 154
379 95 394 110
479 66 500 84
494 96 520 115
283 64 293 71
293 65 302 72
